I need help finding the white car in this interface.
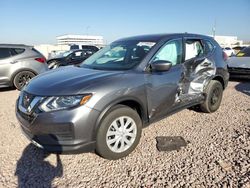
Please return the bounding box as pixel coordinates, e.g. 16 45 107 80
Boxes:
223 47 235 57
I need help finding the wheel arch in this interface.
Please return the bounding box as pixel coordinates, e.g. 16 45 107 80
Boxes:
211 75 225 89
92 97 148 140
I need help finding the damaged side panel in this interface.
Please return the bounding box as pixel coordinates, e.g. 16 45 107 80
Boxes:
146 37 217 122
179 57 216 95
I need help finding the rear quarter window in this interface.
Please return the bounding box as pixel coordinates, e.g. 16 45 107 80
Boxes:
32 48 44 57
10 48 25 56
203 40 215 55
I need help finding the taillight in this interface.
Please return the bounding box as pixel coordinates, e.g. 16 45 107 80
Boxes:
223 51 228 61
35 57 46 63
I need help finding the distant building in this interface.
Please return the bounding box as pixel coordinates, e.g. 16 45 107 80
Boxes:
56 34 105 48
212 35 243 47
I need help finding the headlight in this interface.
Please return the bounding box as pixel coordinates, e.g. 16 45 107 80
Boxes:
39 94 92 112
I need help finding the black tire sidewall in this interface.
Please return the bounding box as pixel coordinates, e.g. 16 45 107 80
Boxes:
13 71 35 90
96 105 142 160
202 80 223 113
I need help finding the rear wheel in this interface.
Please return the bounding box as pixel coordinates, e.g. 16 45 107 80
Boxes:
13 71 35 90
200 80 223 113
96 105 142 160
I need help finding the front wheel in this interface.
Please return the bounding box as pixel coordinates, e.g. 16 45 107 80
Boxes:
200 80 223 113
96 105 142 160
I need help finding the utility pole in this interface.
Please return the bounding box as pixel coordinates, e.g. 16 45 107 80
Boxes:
212 19 216 38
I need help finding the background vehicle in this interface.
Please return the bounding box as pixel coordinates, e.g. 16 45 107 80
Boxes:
223 47 235 57
228 46 250 79
16 33 229 160
70 44 99 52
47 49 95 69
0 44 47 90
232 46 245 54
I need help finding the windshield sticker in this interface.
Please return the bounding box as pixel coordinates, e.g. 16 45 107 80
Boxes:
137 42 156 47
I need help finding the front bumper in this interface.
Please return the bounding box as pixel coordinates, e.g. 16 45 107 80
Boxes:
228 67 250 79
16 101 100 154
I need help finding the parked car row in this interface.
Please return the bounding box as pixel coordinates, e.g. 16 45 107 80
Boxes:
0 44 99 90
47 49 97 69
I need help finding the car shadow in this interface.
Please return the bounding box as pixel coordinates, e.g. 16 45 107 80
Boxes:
15 144 63 188
234 80 250 97
0 87 16 92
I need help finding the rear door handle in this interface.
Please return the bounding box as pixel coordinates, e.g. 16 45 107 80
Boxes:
10 60 18 64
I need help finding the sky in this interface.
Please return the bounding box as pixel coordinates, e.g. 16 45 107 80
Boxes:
0 0 249 45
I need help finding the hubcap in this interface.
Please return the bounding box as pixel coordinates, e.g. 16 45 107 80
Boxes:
106 116 137 153
18 74 32 88
211 87 220 105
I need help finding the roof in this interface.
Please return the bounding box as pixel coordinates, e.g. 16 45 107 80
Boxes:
113 33 213 43
0 44 32 48
56 34 103 40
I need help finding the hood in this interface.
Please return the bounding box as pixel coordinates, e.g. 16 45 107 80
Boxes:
228 57 250 69
24 66 123 96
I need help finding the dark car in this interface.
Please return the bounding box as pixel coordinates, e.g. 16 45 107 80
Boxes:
70 44 99 52
228 46 250 79
16 33 229 160
47 49 95 69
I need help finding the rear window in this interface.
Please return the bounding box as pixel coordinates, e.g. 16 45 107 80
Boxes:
237 47 250 57
32 48 43 56
0 48 11 59
81 45 99 52
70 45 79 50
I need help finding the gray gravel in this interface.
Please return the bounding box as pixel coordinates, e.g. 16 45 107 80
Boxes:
0 81 249 188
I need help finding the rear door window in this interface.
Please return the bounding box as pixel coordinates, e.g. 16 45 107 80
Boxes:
0 48 11 59
185 39 204 60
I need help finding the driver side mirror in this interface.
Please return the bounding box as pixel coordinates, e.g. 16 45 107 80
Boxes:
151 60 172 72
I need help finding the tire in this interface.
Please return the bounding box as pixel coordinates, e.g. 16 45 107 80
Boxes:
200 80 223 113
96 105 142 160
13 71 35 90
48 60 59 69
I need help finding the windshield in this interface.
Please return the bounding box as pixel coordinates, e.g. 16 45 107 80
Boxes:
80 41 156 70
53 51 73 58
236 47 250 57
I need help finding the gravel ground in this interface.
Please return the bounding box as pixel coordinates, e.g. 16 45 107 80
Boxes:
0 81 249 188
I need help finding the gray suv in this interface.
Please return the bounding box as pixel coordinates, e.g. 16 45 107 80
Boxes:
16 33 229 160
0 44 48 90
